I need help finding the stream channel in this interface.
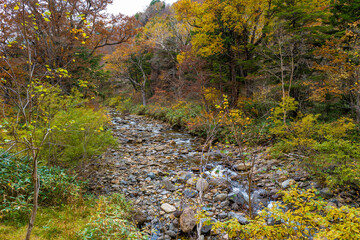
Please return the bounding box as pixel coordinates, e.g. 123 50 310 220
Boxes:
85 111 335 239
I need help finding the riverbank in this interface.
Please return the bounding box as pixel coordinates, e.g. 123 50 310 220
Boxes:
82 111 359 239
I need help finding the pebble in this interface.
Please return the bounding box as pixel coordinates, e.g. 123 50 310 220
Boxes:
161 203 176 213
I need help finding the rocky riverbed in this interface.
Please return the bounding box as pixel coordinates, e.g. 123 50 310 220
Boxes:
83 111 357 239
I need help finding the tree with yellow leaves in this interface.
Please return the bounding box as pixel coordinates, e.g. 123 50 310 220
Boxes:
174 0 272 104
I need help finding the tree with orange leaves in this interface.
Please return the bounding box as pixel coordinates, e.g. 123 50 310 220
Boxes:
104 39 152 106
0 0 138 93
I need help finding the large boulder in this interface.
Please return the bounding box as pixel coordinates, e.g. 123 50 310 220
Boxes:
196 178 209 192
228 191 247 206
180 208 197 233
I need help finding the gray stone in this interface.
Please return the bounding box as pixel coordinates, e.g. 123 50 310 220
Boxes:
228 192 246 206
281 179 296 189
147 172 156 179
184 189 198 198
162 179 176 191
214 193 227 201
200 218 216 234
319 188 333 199
228 212 249 225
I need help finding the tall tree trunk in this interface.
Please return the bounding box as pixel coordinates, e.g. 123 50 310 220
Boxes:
141 89 147 106
25 150 39 240
278 38 287 125
230 60 238 105
355 94 360 123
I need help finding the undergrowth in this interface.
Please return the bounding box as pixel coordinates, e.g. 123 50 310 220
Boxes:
0 151 145 239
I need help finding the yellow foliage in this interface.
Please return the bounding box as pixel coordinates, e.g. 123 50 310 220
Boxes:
174 0 269 57
212 187 360 239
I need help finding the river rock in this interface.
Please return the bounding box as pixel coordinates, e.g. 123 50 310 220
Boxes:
161 203 176 213
162 179 176 191
166 230 177 238
200 218 216 234
319 188 333 199
184 189 198 198
281 179 295 189
228 212 249 225
180 207 197 233
186 177 198 186
176 171 195 183
132 210 148 226
214 193 227 201
235 162 252 171
228 191 246 206
196 178 209 192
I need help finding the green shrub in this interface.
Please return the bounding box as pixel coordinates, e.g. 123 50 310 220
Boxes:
310 139 360 189
78 193 146 240
0 151 84 223
269 114 359 190
43 107 116 165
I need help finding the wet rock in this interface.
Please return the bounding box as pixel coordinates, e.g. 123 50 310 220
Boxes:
196 178 209 192
180 208 197 233
228 212 249 225
281 179 295 189
161 203 176 213
228 191 246 206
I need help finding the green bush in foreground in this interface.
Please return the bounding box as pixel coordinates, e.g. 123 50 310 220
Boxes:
43 106 116 165
78 193 146 240
213 187 360 239
0 151 84 223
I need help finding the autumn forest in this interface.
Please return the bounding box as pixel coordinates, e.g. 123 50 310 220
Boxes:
1 0 360 239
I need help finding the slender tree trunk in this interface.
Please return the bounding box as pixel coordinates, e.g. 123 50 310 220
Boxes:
141 89 147 106
278 38 286 125
25 150 39 240
355 94 360 123
230 61 238 105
